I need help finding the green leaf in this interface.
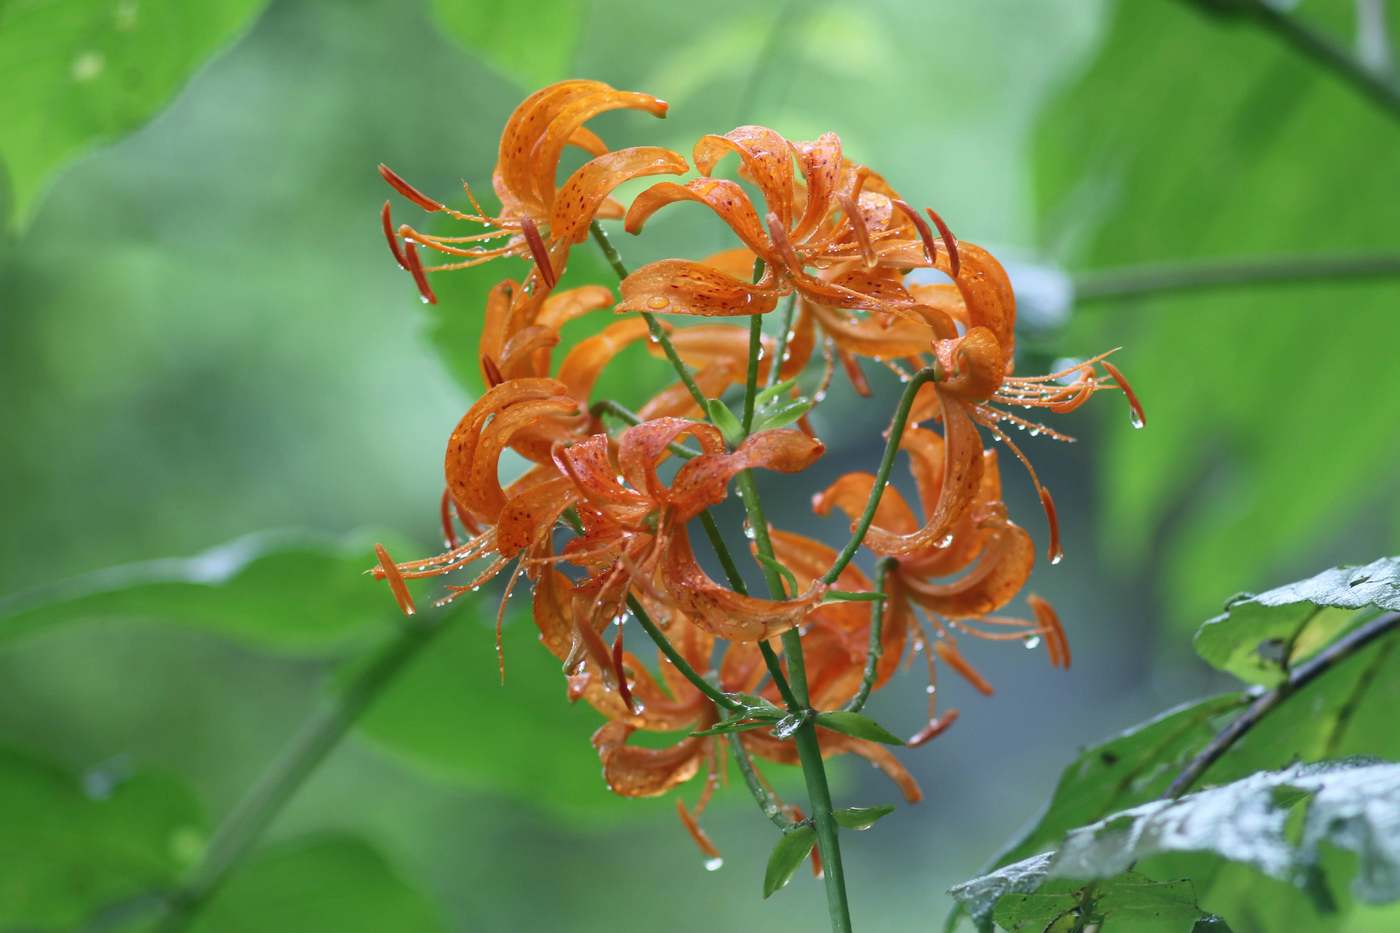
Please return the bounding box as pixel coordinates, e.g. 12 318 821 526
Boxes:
0 746 204 928
832 804 895 831
353 599 632 820
992 872 1220 933
706 397 744 446
0 529 414 653
429 0 583 90
689 718 771 738
0 0 269 229
754 377 798 407
1035 0 1400 624
762 824 816 899
815 710 904 745
192 834 444 932
1194 556 1400 685
956 759 1400 928
753 396 815 433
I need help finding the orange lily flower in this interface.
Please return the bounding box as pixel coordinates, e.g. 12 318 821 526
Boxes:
380 80 687 303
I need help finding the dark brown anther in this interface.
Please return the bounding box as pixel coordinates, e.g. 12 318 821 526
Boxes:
481 354 505 388
381 201 407 269
519 217 557 290
893 198 939 267
908 709 960 747
612 631 636 713
924 208 960 279
403 241 438 305
1100 360 1145 429
837 347 872 397
378 163 445 212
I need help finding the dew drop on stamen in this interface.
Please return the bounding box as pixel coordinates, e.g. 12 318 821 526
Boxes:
1129 409 1145 430
704 857 724 872
1023 635 1042 649
925 685 935 694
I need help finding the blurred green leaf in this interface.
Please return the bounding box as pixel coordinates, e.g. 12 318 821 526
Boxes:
0 0 269 229
1036 0 1400 622
956 759 1400 930
0 746 203 928
831 804 894 831
762 824 816 899
0 530 411 653
353 598 629 820
1194 556 1400 685
192 834 444 932
707 397 744 445
429 0 583 90
814 710 904 746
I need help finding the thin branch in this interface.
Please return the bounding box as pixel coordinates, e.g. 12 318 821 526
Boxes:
843 558 894 714
153 608 454 930
823 367 940 585
767 293 799 389
1163 610 1400 799
628 594 741 713
727 731 796 830
1073 252 1400 304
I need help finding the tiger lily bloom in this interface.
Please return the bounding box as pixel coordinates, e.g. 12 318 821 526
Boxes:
380 80 687 303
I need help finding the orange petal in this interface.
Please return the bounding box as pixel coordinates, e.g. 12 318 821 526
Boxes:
550 146 689 246
693 126 797 228
556 317 653 401
592 722 706 797
619 259 780 317
660 524 824 640
903 519 1034 619
807 302 933 360
616 417 725 503
811 472 920 537
932 641 995 695
496 474 579 557
668 430 825 522
627 178 775 259
791 133 845 242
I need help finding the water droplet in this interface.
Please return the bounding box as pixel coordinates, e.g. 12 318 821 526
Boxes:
647 296 669 310
704 857 724 872
925 685 936 695
1029 428 1041 437
71 50 105 82
756 348 766 360
419 295 431 305
1049 552 1063 566
470 585 481 592
1023 635 1042 649
1129 410 1145 430
937 534 954 548
742 522 756 540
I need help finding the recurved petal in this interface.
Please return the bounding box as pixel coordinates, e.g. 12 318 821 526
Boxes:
445 378 577 518
668 430 825 522
625 178 775 259
556 317 654 401
618 259 780 317
807 301 934 360
901 519 1035 618
553 432 643 508
478 280 523 378
592 722 706 797
496 80 610 217
933 327 1006 403
859 393 986 561
467 396 584 518
812 472 920 537
693 126 797 227
791 133 845 241
617 417 724 503
496 474 578 557
550 147 689 245
528 87 670 211
660 524 824 641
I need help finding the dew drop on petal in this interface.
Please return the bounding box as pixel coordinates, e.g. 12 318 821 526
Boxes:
647 296 669 310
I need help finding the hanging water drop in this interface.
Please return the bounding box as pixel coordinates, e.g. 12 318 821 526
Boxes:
704 857 724 872
1023 635 1042 650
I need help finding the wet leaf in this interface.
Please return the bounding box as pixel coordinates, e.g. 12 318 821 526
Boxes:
814 710 904 746
762 824 816 898
832 804 895 831
1194 557 1400 685
0 0 269 229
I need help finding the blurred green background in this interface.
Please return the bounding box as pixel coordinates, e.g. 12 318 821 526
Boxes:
2 0 1399 929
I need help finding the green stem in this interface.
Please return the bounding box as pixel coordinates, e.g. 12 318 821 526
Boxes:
1073 252 1400 304
767 294 799 389
727 731 795 830
823 367 940 585
843 558 894 714
153 610 450 930
589 221 709 411
627 594 741 713
742 311 764 433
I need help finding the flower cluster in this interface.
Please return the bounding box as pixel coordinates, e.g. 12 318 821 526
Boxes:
373 80 1141 862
